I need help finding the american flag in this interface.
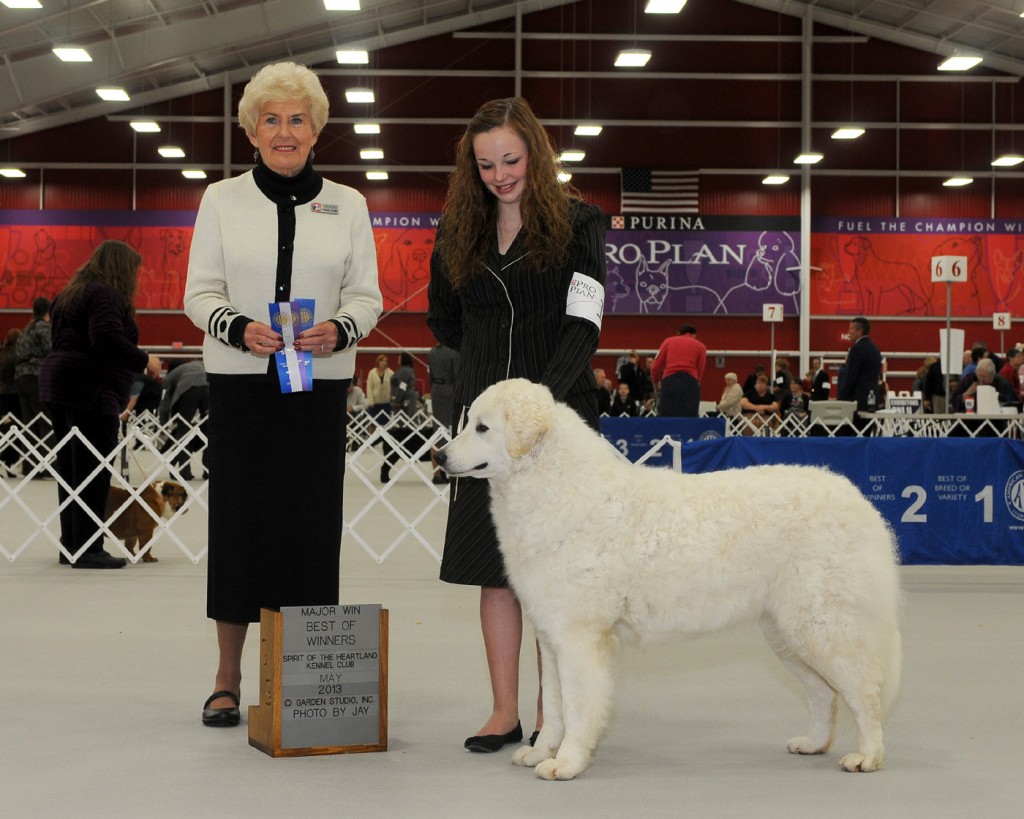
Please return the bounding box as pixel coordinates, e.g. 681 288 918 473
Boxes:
620 169 699 213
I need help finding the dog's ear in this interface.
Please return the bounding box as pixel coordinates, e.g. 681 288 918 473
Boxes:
159 482 172 497
503 389 550 458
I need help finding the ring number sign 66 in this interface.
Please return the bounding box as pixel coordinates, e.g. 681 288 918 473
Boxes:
930 255 968 283
901 484 994 523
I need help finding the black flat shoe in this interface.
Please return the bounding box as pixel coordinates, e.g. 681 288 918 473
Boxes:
202 690 241 727
464 721 523 753
529 731 540 747
71 550 127 569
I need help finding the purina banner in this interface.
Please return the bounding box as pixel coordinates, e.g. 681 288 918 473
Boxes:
680 437 1024 565
3 211 1023 317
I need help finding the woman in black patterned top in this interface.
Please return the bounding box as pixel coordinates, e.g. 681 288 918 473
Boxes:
428 97 606 752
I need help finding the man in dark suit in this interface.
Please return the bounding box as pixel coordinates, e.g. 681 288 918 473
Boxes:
837 316 882 427
810 357 831 401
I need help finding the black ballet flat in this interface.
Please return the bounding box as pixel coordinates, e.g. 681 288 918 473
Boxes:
529 731 539 747
202 690 240 727
464 721 523 753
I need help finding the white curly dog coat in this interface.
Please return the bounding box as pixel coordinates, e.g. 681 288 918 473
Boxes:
437 379 902 781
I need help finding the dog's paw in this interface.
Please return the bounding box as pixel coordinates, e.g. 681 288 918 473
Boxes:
512 745 551 768
787 736 828 755
534 755 587 781
839 752 882 772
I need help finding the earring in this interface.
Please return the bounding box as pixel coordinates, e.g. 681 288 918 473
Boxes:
309 149 316 162
253 149 260 164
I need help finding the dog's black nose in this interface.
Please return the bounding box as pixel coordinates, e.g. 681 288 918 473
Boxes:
435 448 448 467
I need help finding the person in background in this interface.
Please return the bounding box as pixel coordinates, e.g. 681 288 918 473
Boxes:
366 353 393 423
158 359 209 481
39 241 161 568
610 381 640 416
716 371 743 418
921 356 946 414
837 316 882 425
119 367 163 421
346 380 368 414
650 323 707 417
184 61 382 729
810 357 831 401
951 358 1016 412
428 96 605 753
593 367 612 415
15 296 53 476
998 347 1022 407
0 328 24 477
743 365 766 393
740 374 780 432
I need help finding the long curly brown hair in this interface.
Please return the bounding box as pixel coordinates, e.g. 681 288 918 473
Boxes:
58 240 141 318
437 97 579 288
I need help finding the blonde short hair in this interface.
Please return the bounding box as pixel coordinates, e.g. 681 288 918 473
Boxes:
237 62 329 136
724 372 737 382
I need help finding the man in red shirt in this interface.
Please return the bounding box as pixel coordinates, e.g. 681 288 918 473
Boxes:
999 347 1023 407
650 323 707 417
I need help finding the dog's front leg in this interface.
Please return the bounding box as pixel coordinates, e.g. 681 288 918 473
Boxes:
533 629 614 781
512 635 563 768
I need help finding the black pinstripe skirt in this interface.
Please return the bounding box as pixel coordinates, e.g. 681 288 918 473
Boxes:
206 375 349 622
438 389 599 588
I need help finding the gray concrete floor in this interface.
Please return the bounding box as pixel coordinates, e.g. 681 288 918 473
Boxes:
2 483 1022 818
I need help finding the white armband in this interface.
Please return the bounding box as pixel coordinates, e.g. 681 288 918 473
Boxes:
566 272 604 330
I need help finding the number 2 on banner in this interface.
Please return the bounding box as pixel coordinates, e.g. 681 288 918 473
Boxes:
930 255 968 283
900 485 994 524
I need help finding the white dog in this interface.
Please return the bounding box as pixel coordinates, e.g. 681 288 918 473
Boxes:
436 379 902 781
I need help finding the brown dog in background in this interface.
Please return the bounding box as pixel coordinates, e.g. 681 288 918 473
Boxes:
104 481 188 562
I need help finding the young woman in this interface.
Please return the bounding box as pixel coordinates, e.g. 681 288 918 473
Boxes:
427 97 606 752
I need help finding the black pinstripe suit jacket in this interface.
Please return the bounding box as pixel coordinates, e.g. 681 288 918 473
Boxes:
427 200 607 408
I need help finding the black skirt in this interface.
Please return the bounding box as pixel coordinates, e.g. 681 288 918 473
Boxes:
206 375 349 623
438 389 598 588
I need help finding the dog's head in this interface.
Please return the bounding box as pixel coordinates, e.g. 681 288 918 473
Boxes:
158 481 188 515
436 379 554 481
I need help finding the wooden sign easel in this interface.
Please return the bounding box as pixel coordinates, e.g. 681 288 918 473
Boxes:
248 607 389 757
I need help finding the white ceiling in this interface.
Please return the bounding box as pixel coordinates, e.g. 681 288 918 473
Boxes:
1 0 1023 139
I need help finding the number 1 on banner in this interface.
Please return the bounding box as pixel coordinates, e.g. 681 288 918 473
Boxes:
931 255 968 283
762 303 783 322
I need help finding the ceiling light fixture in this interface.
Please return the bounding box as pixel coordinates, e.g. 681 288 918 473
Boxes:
52 46 92 62
793 152 823 164
130 121 161 133
559 149 586 162
762 175 790 185
574 124 603 137
2 1 43 8
96 88 130 102
938 54 983 72
353 122 380 134
942 176 973 187
182 170 207 179
614 49 651 68
158 146 186 158
365 171 389 181
644 0 687 12
324 0 360 9
336 50 369 64
991 154 1024 167
345 88 375 103
359 149 384 160
831 128 864 140
0 168 27 178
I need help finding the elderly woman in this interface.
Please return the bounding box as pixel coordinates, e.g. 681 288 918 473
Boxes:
184 62 382 727
716 371 743 417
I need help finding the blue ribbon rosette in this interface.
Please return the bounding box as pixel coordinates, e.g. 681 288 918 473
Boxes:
270 298 315 393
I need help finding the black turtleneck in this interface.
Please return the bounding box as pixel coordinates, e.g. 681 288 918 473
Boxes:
252 158 324 305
